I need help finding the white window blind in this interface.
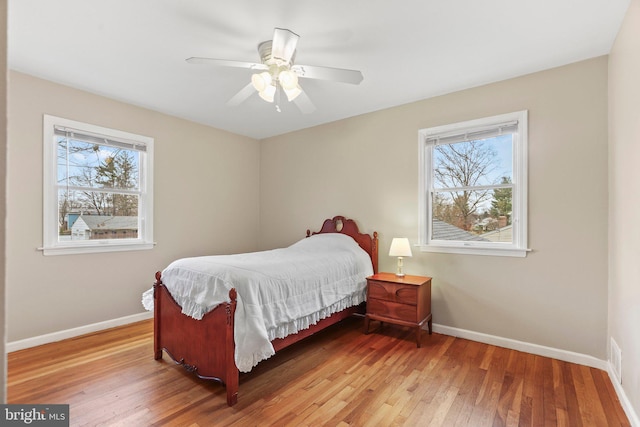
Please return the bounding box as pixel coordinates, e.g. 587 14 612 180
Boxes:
425 121 519 146
54 125 148 152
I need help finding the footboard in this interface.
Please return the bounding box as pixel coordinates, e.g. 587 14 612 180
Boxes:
153 272 239 406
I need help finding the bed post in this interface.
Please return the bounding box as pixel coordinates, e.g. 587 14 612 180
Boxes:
153 271 163 360
225 288 239 406
372 231 379 273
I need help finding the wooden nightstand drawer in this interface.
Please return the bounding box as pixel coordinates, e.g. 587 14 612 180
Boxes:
367 298 417 322
368 280 417 305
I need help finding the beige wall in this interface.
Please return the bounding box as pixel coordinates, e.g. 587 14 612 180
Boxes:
609 0 640 417
260 57 609 359
6 72 261 342
1 0 7 403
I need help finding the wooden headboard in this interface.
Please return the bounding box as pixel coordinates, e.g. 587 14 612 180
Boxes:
306 215 378 274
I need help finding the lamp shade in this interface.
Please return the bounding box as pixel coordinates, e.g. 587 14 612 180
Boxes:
389 238 412 257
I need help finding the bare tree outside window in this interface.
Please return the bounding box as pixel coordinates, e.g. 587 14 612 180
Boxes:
432 135 513 240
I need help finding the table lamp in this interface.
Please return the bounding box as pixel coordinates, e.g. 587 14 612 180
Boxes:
389 238 412 277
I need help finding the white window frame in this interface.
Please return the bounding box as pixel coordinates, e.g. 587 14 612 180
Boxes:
42 115 154 255
418 110 529 257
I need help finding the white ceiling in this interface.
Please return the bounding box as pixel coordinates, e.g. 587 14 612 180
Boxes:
8 0 630 139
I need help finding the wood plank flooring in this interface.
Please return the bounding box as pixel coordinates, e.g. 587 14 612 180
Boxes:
7 318 630 426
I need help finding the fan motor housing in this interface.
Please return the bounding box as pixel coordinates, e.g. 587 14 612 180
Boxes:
258 40 296 67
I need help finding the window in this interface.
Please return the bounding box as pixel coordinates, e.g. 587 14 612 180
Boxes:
43 115 154 255
418 111 528 257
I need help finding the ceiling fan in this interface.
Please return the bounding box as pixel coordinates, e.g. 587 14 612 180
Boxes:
186 28 364 114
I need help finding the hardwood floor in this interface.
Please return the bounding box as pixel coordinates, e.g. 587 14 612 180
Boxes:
8 318 630 426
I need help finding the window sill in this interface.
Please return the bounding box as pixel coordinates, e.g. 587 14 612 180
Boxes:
419 244 530 258
41 241 155 256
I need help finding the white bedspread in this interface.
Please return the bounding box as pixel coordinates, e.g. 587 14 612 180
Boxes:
142 233 373 372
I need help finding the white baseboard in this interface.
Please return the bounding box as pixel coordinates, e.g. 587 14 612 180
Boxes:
431 323 608 369
607 363 640 427
6 311 153 353
432 323 638 426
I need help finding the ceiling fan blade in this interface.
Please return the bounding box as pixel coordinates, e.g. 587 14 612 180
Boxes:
271 28 299 63
291 64 363 85
227 82 256 106
186 57 268 71
293 90 316 114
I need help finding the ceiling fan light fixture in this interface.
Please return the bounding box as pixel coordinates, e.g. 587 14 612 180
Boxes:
259 83 276 102
189 27 362 112
284 84 302 102
278 69 299 90
251 72 272 92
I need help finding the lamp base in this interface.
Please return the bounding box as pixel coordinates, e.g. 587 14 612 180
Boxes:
395 256 405 277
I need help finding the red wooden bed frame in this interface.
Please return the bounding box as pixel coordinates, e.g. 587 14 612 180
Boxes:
153 216 378 406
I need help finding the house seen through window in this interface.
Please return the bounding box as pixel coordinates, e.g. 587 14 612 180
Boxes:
43 115 154 255
418 111 528 257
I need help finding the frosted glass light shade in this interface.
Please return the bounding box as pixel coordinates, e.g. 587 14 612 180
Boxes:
258 83 276 102
251 72 272 92
279 70 299 90
284 85 302 101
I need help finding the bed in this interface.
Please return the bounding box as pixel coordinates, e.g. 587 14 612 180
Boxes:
147 216 378 406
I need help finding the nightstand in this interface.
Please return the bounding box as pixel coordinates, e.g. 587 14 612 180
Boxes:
364 272 432 347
